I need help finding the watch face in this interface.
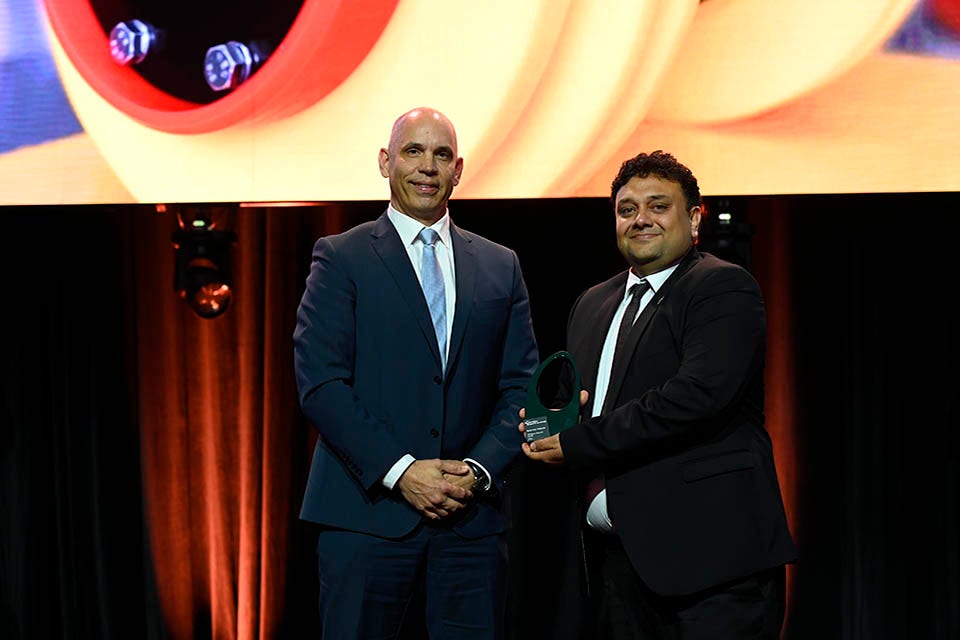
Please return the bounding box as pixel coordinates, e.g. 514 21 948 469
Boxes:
467 462 488 492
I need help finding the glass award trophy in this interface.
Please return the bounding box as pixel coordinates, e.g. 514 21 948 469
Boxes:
523 350 581 442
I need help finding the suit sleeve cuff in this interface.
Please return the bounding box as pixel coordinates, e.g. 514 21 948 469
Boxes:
382 454 416 490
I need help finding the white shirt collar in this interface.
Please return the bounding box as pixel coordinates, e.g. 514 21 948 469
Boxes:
625 262 679 299
387 204 452 247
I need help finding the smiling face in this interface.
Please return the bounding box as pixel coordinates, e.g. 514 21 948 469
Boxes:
378 109 464 225
614 174 701 276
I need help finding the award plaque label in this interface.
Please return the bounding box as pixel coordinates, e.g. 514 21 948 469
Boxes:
523 350 581 442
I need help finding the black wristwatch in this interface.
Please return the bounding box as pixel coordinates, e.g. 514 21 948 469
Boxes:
464 459 491 494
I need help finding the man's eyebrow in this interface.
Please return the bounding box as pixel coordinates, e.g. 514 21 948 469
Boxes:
618 193 672 203
400 142 454 155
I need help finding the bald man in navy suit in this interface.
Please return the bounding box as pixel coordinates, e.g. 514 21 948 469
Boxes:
294 108 538 640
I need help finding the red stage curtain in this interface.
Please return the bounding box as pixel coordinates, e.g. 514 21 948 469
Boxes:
132 207 338 639
750 197 799 626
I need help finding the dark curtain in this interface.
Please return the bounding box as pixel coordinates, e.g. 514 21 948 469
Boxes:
2 194 959 639
0 205 337 640
1 209 164 639
782 193 960 639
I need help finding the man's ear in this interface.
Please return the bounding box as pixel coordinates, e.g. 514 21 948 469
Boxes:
378 148 390 178
689 205 702 239
452 157 464 186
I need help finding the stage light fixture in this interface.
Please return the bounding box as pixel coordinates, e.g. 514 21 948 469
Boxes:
700 197 755 272
171 211 237 319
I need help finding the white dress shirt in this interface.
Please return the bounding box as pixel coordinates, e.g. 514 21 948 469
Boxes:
585 264 678 531
386 205 456 356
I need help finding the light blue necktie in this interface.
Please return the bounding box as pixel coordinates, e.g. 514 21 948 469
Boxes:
419 228 447 370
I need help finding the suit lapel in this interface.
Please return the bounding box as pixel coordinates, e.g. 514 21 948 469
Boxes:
602 250 701 414
580 274 627 402
370 212 443 368
446 223 476 375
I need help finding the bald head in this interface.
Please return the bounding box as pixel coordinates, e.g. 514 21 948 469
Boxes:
388 108 458 156
379 107 464 225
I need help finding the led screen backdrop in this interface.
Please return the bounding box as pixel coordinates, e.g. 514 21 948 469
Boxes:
1 0 959 205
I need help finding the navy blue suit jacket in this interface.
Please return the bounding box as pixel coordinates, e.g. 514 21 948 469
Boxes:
294 212 538 539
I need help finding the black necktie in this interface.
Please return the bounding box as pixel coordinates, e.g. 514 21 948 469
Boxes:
614 280 650 358
585 279 652 512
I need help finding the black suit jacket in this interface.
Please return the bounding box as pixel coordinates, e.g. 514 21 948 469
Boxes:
560 249 796 597
294 212 538 539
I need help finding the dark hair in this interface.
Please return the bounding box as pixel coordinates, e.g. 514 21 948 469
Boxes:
610 150 701 211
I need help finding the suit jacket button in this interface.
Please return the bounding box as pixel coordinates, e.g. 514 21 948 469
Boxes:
433 376 442 385
430 429 440 438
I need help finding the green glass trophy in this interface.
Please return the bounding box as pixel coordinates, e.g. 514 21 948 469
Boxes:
523 350 581 442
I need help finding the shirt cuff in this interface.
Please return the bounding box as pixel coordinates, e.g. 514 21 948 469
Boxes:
382 454 416 490
463 457 492 485
585 489 615 533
